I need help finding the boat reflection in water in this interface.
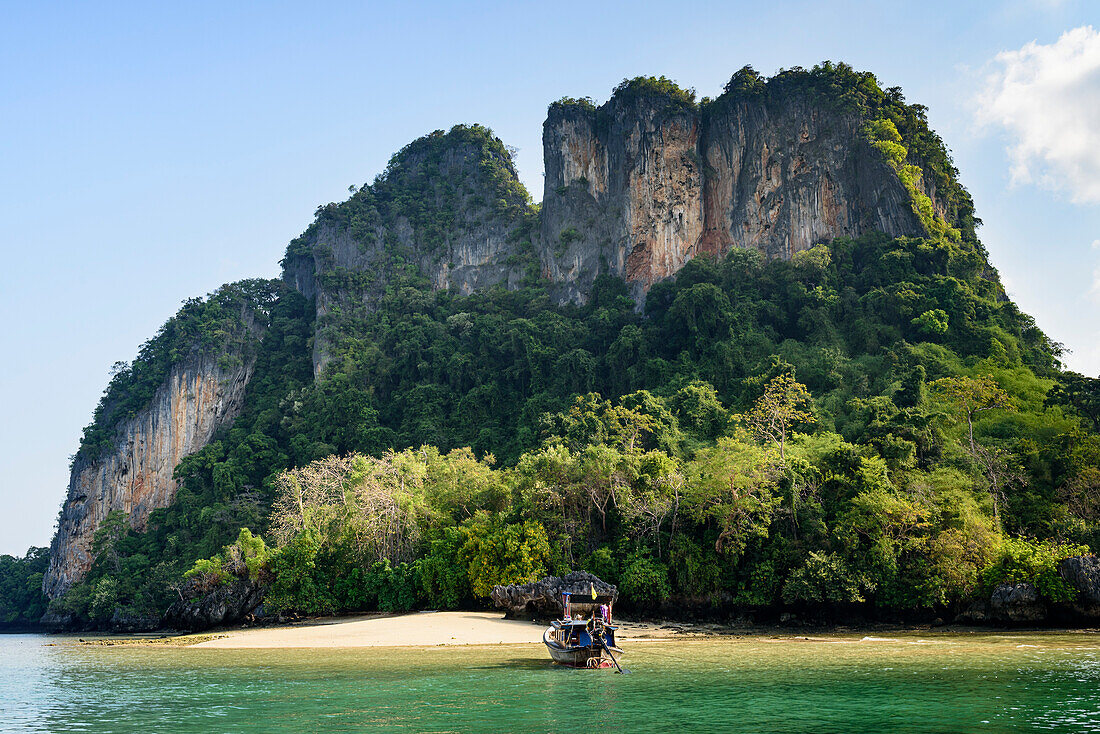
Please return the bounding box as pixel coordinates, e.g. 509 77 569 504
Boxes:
543 590 623 670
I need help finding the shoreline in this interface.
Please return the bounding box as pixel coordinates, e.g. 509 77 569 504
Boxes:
44 611 1100 649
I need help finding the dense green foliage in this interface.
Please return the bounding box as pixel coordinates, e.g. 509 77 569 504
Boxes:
183 529 273 593
42 63 1100 628
282 123 540 365
0 548 48 627
610 75 697 110
51 228 1100 624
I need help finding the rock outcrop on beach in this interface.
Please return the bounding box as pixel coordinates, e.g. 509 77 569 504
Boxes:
491 572 618 619
989 583 1047 623
164 577 266 632
954 556 1100 626
1059 555 1100 618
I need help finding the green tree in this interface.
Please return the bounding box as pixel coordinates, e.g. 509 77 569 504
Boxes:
1046 372 1100 431
931 375 1015 528
746 374 815 463
931 375 1012 458
460 518 552 597
0 548 49 626
91 511 129 575
684 436 780 557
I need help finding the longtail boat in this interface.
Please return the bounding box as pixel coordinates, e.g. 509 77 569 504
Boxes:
542 589 624 670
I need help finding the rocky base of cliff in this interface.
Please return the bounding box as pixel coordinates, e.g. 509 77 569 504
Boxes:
39 608 161 633
954 556 1100 626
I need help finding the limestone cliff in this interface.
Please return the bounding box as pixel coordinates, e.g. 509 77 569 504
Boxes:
44 350 255 597
41 65 995 627
44 282 274 598
539 94 705 303
538 74 960 303
42 65 995 625
281 68 976 354
280 124 535 374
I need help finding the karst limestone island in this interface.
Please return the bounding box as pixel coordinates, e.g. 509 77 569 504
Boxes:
28 64 1100 632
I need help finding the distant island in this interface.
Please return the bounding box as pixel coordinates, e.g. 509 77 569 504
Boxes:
4 63 1099 633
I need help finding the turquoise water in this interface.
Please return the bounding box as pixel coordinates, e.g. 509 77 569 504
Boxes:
3 631 1100 732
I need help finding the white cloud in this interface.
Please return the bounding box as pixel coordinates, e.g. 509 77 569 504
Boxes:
977 26 1100 203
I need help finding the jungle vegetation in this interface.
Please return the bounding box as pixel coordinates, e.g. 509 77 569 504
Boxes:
15 63 1100 627
41 230 1100 624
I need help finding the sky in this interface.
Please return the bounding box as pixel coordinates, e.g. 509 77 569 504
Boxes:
1 0 1098 556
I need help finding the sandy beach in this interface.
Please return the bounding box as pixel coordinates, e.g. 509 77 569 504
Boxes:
189 611 676 649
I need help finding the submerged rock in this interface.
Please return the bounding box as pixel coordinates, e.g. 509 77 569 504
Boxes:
163 577 266 632
491 572 617 619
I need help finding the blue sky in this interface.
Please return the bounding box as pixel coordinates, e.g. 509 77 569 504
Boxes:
1 0 1098 555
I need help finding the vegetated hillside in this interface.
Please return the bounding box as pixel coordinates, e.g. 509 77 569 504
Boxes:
16 63 1100 630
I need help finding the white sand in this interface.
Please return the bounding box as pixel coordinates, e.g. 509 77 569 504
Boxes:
189 611 672 649
191 611 545 648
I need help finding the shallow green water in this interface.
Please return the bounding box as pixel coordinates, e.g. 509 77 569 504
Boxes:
3 630 1100 732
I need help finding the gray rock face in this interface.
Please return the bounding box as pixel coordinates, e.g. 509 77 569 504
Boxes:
38 609 78 632
43 348 257 599
989 582 1046 623
539 98 705 304
109 608 161 632
538 94 941 304
1060 555 1100 616
280 128 532 374
491 571 617 618
163 577 266 632
700 98 927 258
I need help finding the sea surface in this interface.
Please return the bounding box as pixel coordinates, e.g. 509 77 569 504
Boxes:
3 630 1100 732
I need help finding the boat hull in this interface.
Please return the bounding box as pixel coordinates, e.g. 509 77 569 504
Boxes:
543 627 619 668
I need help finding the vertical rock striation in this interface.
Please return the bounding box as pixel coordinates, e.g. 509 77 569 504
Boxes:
538 83 950 303
42 273 276 602
539 96 705 303
44 350 255 598
699 97 922 259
